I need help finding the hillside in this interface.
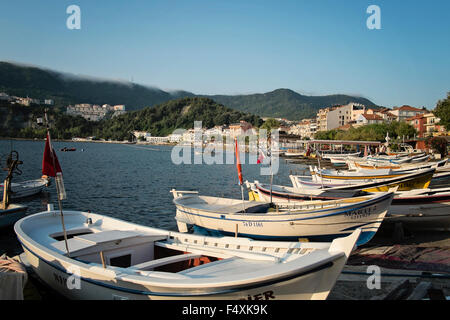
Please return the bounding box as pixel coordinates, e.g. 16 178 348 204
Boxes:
0 62 193 110
97 97 263 140
208 89 378 120
0 62 378 120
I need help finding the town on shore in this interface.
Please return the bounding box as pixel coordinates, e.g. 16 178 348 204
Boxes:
1 91 448 153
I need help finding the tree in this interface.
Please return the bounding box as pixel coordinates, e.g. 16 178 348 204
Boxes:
313 122 417 142
434 92 450 131
315 129 341 140
426 136 448 157
260 118 281 131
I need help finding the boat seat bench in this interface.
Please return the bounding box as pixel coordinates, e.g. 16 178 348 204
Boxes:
128 253 202 271
50 230 168 256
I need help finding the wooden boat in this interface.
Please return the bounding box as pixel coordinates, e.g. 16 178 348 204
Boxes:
409 154 430 163
0 204 28 229
348 159 447 171
329 158 348 166
311 163 446 184
290 168 435 192
321 152 361 160
247 181 369 202
310 167 409 182
283 149 304 157
365 153 426 165
60 147 76 152
248 182 450 231
14 208 361 300
172 189 393 246
0 177 49 199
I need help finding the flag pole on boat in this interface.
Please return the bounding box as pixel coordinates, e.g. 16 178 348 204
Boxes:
42 111 70 257
268 135 273 204
316 150 324 189
234 138 246 213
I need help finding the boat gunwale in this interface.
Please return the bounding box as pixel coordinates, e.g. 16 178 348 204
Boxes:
174 192 393 222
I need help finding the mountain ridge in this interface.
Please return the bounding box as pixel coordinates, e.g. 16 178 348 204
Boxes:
0 61 378 120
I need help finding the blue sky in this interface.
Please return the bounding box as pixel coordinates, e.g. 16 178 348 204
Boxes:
1 0 449 109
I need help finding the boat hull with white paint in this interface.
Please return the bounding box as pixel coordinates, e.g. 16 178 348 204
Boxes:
249 182 450 231
0 178 49 199
14 209 360 300
290 168 435 192
172 190 393 246
0 204 28 229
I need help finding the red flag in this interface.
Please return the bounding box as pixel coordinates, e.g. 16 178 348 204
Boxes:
235 138 243 185
42 132 62 177
257 148 266 164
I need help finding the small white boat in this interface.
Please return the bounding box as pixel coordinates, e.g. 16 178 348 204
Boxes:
365 153 426 165
172 190 393 246
249 181 450 232
14 208 361 300
310 166 409 182
284 150 304 157
347 159 447 171
247 180 368 203
0 177 49 199
409 154 430 163
0 204 28 229
321 152 361 160
290 168 436 192
329 158 348 166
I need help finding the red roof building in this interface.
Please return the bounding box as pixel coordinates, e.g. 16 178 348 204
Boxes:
406 114 426 137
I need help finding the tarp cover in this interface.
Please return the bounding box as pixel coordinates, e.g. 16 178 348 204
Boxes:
348 245 450 273
0 254 28 300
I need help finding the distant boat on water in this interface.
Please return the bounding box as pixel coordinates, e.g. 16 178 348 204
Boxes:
0 177 49 199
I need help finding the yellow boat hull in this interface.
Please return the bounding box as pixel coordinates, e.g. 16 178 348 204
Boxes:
362 173 432 192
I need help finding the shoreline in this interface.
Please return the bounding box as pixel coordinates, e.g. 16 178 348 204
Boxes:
0 137 148 145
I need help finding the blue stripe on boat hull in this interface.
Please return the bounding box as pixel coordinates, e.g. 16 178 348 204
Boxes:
192 226 376 246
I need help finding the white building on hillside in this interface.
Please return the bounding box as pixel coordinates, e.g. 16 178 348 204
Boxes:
316 103 364 132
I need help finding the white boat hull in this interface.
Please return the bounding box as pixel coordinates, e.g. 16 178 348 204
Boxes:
1 178 48 199
21 244 346 300
15 210 360 300
173 192 393 245
0 204 28 228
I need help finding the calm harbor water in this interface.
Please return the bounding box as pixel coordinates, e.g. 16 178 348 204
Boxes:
0 139 304 256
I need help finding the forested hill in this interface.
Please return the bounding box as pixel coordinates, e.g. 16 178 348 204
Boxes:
98 97 263 140
1 62 378 120
0 62 193 110
0 97 263 140
208 89 378 120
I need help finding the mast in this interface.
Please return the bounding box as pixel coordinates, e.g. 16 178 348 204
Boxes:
44 111 70 257
234 138 246 213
